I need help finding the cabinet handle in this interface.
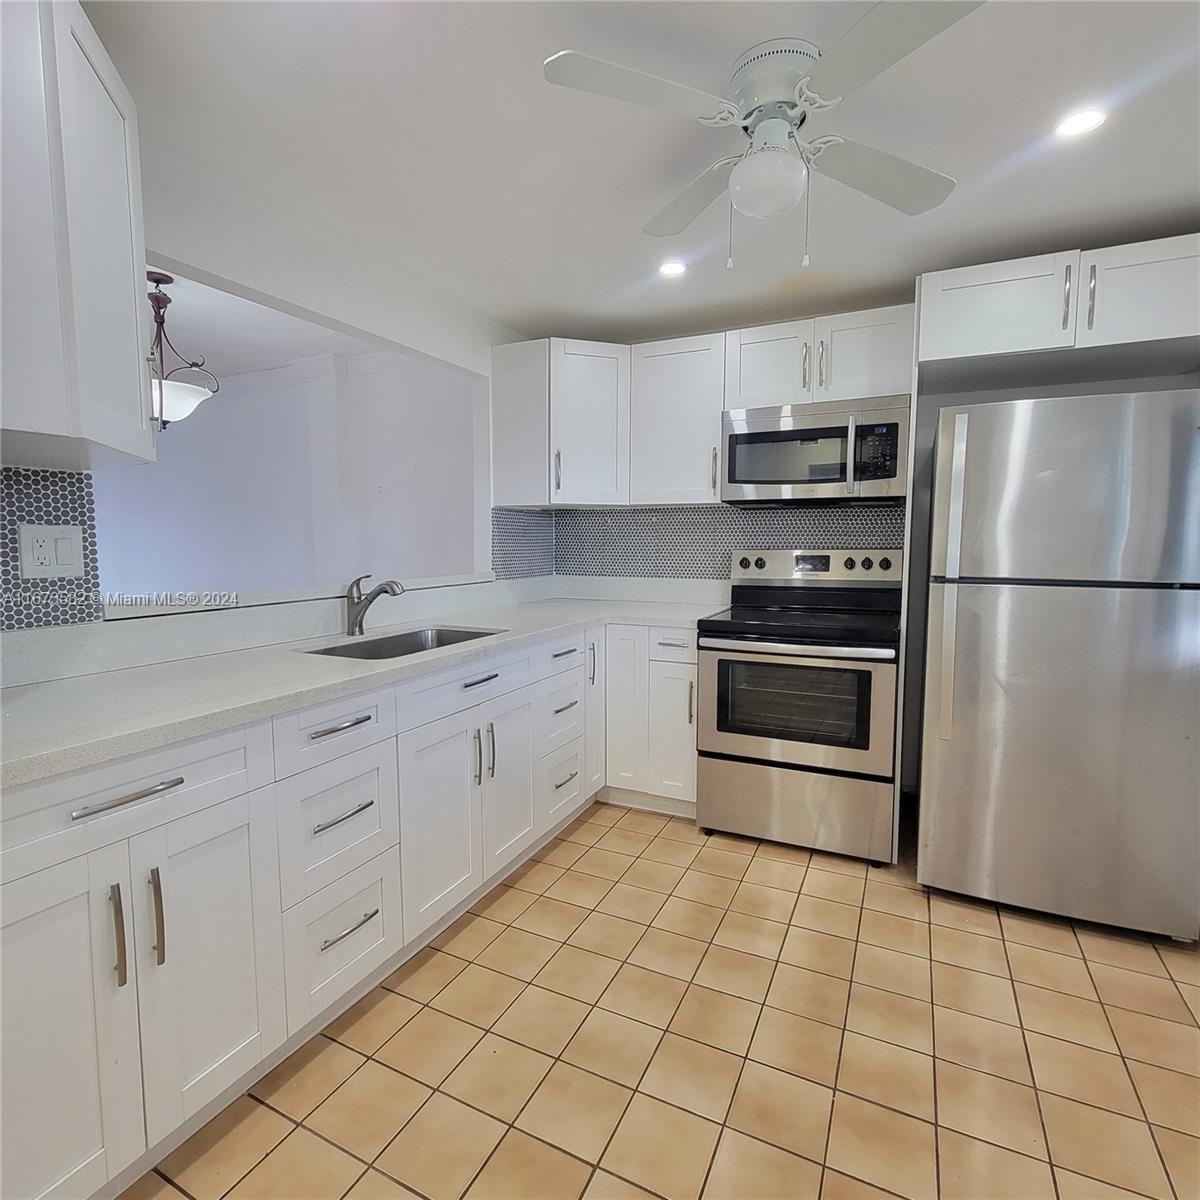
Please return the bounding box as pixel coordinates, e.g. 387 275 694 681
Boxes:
320 908 380 952
552 647 578 659
710 446 718 493
110 884 128 988
817 339 826 388
487 722 497 778
802 341 810 390
1087 263 1097 330
688 680 695 726
463 672 499 690
553 699 579 715
554 449 561 492
149 866 166 966
590 642 597 685
1062 262 1072 330
554 770 579 791
71 776 184 822
312 799 375 836
658 639 688 648
474 728 483 785
308 713 372 741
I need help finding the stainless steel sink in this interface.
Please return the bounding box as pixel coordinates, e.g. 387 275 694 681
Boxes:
307 627 503 660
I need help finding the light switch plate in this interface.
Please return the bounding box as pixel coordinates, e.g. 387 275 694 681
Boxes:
19 523 85 579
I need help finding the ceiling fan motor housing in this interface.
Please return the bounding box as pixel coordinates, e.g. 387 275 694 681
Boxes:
729 38 821 126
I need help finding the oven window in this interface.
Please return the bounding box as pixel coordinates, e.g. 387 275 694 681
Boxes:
727 427 848 485
717 660 871 749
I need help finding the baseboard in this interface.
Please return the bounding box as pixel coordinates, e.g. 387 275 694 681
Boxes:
596 786 697 821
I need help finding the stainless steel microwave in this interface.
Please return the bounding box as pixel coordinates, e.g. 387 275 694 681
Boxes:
721 394 910 504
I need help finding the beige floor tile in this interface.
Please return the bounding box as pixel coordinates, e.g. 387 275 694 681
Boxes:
806 851 864 878
669 984 761 1056
306 1060 429 1160
342 1170 420 1200
1107 1006 1200 1075
118 1174 187 1200
534 838 589 870
616 809 671 836
1158 943 1200 986
534 944 622 1003
599 963 689 1027
754 840 811 866
545 869 615 909
930 894 1002 938
158 1097 292 1200
561 821 608 848
562 1006 662 1086
866 858 921 892
641 1031 743 1121
515 1061 631 1162
1128 1059 1200 1135
575 847 638 881
933 962 1019 1025
491 983 590 1054
512 895 592 940
621 858 687 894
374 1007 482 1086
430 963 525 1027
703 1128 821 1200
707 832 760 855
659 818 710 846
791 894 862 940
1153 1125 1200 1200
934 1006 1032 1083
584 1171 659 1200
825 1093 936 1200
1015 982 1118 1052
801 869 864 906
937 1128 1056 1200
935 1060 1047 1159
471 884 539 923
694 944 775 1002
818 1170 897 1199
1007 943 1098 1000
583 803 624 827
857 909 930 958
596 882 668 924
225 1129 361 1200
433 913 507 960
506 859 568 895
640 837 701 868
767 962 850 1027
1054 1169 1148 1200
1091 961 1196 1023
1025 1030 1139 1115
931 925 1010 977
780 926 856 979
250 1037 364 1120
1040 1093 1172 1200
442 1032 554 1120
602 1093 720 1200
1000 910 1080 957
569 910 646 959
726 1060 833 1160
652 895 725 941
713 910 786 960
375 1093 505 1200
692 846 752 881
837 1030 934 1120
1179 980 1200 1023
744 858 806 892
852 943 931 1002
748 1003 842 1086
628 927 707 980
673 870 739 908
863 881 928 923
324 988 421 1056
729 881 795 924
846 983 933 1054
464 1129 591 1200
1076 927 1169 978
383 948 466 1003
598 828 654 857
474 926 561 981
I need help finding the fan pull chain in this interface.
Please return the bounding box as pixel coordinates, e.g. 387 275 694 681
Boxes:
801 175 812 268
726 201 735 270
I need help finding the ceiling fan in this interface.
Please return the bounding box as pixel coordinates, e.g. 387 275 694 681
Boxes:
543 1 982 237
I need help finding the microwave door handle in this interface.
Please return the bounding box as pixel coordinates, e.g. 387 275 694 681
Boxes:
845 415 857 495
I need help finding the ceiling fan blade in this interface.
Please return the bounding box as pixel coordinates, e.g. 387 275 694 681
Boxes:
810 138 955 215
805 1 983 101
642 158 739 237
544 50 734 123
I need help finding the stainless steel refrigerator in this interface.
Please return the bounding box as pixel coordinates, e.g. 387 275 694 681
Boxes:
919 389 1200 939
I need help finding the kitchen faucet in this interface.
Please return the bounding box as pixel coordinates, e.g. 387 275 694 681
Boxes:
345 574 404 636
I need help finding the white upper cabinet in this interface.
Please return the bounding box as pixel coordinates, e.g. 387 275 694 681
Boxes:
630 333 725 505
1075 234 1200 348
1 1 154 464
724 320 814 410
813 306 914 402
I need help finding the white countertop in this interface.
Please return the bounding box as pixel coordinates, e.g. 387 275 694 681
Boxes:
1 599 713 789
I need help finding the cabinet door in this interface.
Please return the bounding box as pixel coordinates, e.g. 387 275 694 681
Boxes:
630 333 725 504
398 708 483 942
480 687 538 875
813 306 914 403
1 845 144 1200
130 794 285 1146
918 251 1080 360
606 625 649 791
724 321 815 410
647 662 698 802
584 625 607 799
550 338 631 505
1076 235 1200 348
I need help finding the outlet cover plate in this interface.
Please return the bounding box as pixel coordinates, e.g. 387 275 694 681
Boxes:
19 523 85 579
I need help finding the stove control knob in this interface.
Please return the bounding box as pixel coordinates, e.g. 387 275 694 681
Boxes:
754 557 767 570
739 557 751 570
861 556 874 570
843 557 856 570
879 556 893 572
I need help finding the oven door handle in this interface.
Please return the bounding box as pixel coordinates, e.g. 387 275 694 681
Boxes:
698 637 895 661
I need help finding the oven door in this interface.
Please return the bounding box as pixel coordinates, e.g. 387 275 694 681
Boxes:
721 406 856 502
698 640 896 778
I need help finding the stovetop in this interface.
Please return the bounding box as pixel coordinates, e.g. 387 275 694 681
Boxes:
699 603 901 648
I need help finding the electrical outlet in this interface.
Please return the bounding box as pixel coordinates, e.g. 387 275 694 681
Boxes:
19 524 85 579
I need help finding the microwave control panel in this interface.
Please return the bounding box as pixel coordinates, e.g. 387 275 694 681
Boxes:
856 422 900 480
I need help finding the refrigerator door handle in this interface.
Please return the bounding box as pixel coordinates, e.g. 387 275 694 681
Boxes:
939 584 958 740
944 412 969 579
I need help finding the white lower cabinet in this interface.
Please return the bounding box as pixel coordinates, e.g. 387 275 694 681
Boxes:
540 738 586 826
606 625 650 791
584 626 606 799
480 688 538 875
647 661 698 802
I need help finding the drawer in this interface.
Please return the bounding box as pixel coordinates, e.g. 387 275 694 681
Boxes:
539 737 586 828
273 686 396 779
282 848 402 1035
0 724 274 882
649 626 697 663
536 668 585 758
395 651 532 732
535 632 586 678
276 741 400 909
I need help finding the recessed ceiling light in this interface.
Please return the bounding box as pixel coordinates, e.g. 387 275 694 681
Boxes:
1056 109 1106 138
659 261 686 276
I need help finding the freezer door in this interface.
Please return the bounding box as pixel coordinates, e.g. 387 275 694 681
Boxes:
930 390 1200 584
919 582 1200 938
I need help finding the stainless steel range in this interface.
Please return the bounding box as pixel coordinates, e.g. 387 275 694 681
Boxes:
697 549 902 862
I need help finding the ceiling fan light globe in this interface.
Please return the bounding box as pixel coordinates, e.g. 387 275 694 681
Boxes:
158 379 211 424
729 149 808 220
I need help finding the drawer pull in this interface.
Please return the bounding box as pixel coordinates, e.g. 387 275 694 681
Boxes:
554 770 579 791
657 639 688 648
70 776 184 822
110 884 128 988
553 699 579 716
320 908 381 952
309 713 372 741
552 647 578 659
312 800 375 836
463 672 500 690
149 866 166 966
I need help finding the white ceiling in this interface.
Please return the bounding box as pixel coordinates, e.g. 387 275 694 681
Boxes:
91 2 1200 344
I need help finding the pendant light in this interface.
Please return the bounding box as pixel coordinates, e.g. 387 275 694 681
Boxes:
146 271 220 427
